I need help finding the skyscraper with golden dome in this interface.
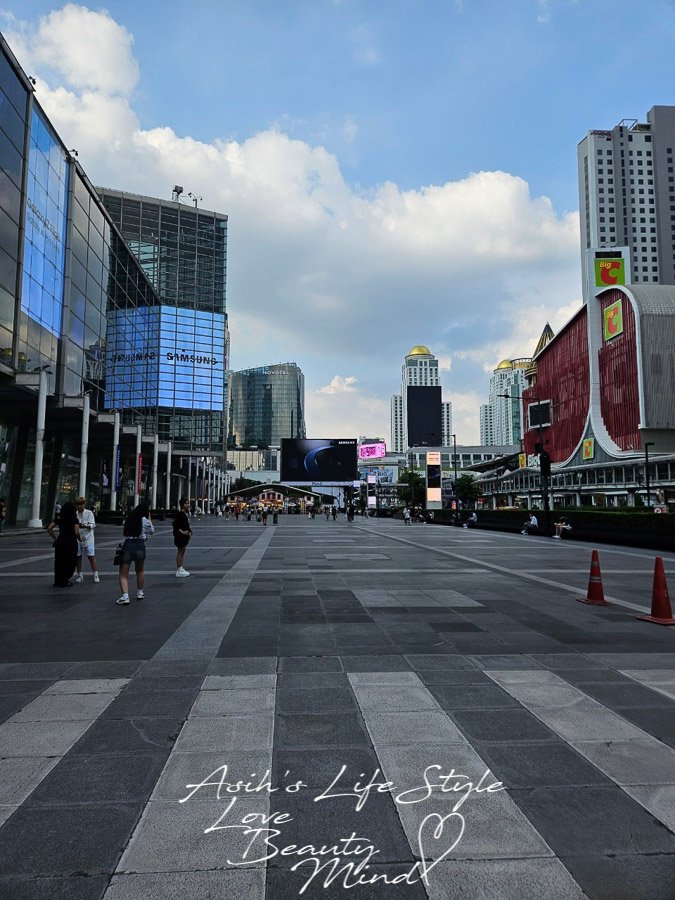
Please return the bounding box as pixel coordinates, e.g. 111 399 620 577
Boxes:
479 357 530 446
390 345 452 452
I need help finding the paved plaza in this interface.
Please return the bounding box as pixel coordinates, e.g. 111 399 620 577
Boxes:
0 516 674 899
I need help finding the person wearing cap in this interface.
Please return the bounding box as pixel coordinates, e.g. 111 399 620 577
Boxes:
74 497 100 583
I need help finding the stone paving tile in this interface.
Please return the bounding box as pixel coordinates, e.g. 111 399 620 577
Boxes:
0 803 144 876
0 721 97 756
117 798 270 873
0 757 60 805
105 870 266 900
0 875 110 898
427 858 587 899
190 688 275 716
173 714 274 752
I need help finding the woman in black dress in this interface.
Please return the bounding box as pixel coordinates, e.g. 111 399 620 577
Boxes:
173 497 193 577
47 501 80 587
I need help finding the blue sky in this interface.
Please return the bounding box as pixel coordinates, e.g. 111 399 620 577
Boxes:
4 0 675 441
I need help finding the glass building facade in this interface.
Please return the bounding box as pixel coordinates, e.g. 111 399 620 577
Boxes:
96 189 229 452
229 363 306 449
0 33 218 522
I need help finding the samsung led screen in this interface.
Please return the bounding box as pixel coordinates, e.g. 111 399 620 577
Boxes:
281 439 358 482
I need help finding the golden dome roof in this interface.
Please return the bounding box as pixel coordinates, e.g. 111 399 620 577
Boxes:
496 359 513 370
407 345 432 357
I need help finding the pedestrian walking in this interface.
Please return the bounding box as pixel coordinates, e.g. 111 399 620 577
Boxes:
74 496 100 583
331 505 337 521
116 503 154 605
173 497 193 577
0 496 6 535
403 506 412 526
347 502 355 523
47 500 80 587
261 506 269 525
324 506 330 521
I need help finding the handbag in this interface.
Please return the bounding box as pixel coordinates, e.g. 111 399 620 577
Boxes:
113 542 125 566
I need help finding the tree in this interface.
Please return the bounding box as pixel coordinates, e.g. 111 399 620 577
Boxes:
230 476 260 493
397 468 425 507
455 473 481 507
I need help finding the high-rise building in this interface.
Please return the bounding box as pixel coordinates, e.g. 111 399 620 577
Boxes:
390 345 452 451
479 358 529 446
577 106 675 300
229 363 305 449
0 33 228 525
97 188 229 452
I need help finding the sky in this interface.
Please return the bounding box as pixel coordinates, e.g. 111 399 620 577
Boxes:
3 0 675 443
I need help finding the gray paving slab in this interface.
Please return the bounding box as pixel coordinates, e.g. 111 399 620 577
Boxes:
3 516 675 897
104 870 266 900
426 858 586 899
0 720 95 756
0 757 60 804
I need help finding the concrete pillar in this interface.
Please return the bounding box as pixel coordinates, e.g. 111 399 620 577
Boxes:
133 424 142 508
165 441 172 509
151 432 159 509
110 411 120 512
187 458 192 504
28 369 48 528
78 392 91 498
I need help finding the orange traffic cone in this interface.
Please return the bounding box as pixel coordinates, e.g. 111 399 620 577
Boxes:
636 557 675 626
577 550 609 605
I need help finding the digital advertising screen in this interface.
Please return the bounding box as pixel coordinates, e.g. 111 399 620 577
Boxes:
358 442 387 460
406 386 442 446
105 306 225 411
426 450 442 507
281 439 358 483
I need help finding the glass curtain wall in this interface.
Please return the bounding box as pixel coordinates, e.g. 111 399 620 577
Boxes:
229 364 306 448
97 189 228 452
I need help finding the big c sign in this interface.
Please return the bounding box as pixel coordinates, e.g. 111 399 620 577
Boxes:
595 258 625 287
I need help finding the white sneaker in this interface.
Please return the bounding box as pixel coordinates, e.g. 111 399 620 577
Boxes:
93 572 100 583
116 595 130 605
74 574 84 584
136 590 145 600
176 568 191 577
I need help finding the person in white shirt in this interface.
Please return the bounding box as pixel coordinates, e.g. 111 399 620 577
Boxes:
522 513 538 535
74 497 100 583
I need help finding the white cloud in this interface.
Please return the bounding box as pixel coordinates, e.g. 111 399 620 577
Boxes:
317 375 359 394
4 3 138 96
5 5 583 446
349 24 381 67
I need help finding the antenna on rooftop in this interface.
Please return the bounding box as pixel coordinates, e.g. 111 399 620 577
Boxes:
172 185 184 202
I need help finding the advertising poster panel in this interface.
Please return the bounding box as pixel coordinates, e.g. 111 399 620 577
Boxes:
426 450 442 509
358 442 387 460
281 439 358 483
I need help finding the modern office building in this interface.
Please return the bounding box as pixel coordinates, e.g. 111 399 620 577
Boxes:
96 188 229 452
577 106 675 299
228 363 305 449
479 357 530 446
390 345 452 451
0 33 226 524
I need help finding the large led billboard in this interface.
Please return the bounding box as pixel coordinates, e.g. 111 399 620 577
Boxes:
406 386 442 446
21 108 68 337
281 439 358 483
358 441 387 460
105 306 225 410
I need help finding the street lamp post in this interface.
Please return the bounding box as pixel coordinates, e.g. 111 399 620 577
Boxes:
451 433 458 502
644 441 655 507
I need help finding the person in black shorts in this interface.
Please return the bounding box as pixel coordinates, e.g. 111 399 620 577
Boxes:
173 497 193 577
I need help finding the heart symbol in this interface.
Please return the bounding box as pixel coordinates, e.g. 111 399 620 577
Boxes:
416 811 465 885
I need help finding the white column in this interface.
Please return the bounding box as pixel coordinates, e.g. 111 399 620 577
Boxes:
187 457 192 504
28 369 48 528
165 441 172 509
151 432 159 509
133 424 142 507
110 411 120 512
77 392 91 498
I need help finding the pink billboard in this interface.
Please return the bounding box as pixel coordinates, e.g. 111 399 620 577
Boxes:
358 442 387 460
